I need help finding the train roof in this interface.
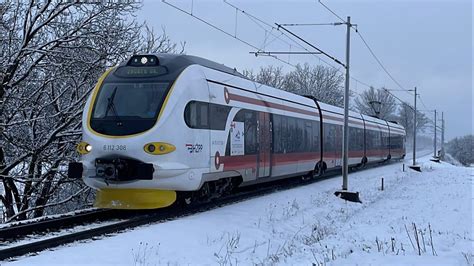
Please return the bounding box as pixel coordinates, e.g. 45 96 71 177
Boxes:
117 53 246 79
115 53 405 132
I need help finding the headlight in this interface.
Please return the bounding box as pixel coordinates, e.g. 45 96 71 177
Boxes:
144 142 175 155
77 141 92 155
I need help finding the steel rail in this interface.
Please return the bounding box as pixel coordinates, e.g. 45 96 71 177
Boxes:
0 209 121 241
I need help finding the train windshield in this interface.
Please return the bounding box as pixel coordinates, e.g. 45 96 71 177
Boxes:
90 82 169 136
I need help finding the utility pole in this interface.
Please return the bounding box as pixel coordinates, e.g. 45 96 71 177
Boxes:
434 110 437 158
334 16 361 203
273 18 360 202
441 112 445 159
412 86 417 166
408 87 421 171
430 109 441 163
342 16 351 191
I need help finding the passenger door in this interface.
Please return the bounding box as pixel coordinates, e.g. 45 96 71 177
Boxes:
257 112 272 178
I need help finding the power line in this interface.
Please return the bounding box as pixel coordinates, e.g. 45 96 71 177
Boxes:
384 89 414 110
316 0 421 101
250 51 322 55
317 0 407 91
275 23 345 67
162 0 296 67
279 23 338 26
355 30 408 92
224 1 376 91
417 94 429 110
223 0 295 49
317 0 346 24
165 0 378 95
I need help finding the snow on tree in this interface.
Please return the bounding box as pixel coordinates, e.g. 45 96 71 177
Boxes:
446 135 473 166
242 65 286 90
395 103 429 140
283 63 345 107
354 86 397 120
244 63 345 107
0 1 183 222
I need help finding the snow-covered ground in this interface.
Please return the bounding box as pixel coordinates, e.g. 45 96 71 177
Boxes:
4 155 473 265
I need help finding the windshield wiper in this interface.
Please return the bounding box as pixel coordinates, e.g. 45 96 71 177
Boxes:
105 87 123 125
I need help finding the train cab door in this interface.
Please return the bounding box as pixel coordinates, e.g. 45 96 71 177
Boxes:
257 112 272 178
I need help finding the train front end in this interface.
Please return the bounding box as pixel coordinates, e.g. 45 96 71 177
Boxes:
68 54 208 209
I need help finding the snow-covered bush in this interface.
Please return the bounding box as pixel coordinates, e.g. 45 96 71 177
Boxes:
446 135 473 166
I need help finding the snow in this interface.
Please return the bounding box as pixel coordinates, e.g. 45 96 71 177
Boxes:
1 220 125 250
3 155 473 265
0 208 99 229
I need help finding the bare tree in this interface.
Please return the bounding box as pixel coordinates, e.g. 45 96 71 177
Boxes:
0 1 183 222
354 86 397 120
395 103 429 140
244 63 345 107
242 65 286 89
284 63 345 107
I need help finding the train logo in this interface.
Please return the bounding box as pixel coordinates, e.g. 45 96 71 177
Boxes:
185 143 203 153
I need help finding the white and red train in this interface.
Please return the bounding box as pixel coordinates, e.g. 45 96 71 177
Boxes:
68 54 406 209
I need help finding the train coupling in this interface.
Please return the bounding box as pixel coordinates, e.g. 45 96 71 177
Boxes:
95 158 154 181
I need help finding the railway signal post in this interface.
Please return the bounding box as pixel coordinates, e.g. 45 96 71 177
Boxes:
334 16 362 203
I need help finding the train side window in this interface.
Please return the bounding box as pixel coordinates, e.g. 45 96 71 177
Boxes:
358 128 364 150
304 121 312 152
233 109 258 155
273 115 282 153
349 127 364 151
281 116 288 153
349 127 354 151
184 101 209 129
323 123 335 152
367 129 375 150
312 121 320 152
296 119 304 152
391 135 403 150
244 111 257 155
334 124 343 152
185 101 231 130
380 130 385 149
209 104 231 130
383 131 390 149
200 103 209 128
376 129 382 149
287 117 296 153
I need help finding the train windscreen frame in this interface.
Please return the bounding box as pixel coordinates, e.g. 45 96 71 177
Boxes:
90 82 169 136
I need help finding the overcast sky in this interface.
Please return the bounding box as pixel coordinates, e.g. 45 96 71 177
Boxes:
138 0 472 140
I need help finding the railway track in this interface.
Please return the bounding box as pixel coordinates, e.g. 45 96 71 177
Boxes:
0 153 432 261
0 209 120 241
0 174 306 261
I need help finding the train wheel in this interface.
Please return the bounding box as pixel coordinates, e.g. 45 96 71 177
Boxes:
176 177 242 206
302 172 312 181
312 161 325 178
361 156 368 168
175 191 195 207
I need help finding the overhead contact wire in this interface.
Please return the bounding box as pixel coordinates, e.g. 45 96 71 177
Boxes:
162 0 296 67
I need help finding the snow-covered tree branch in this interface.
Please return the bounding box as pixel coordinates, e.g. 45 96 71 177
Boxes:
0 0 184 222
243 63 345 107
